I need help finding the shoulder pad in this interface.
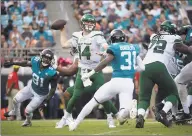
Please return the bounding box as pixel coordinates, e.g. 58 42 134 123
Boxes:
90 31 104 38
150 34 157 41
72 31 82 39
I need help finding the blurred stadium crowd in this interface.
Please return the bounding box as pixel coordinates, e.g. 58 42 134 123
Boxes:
1 0 56 64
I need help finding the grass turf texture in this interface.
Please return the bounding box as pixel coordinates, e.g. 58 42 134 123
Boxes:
1 119 192 135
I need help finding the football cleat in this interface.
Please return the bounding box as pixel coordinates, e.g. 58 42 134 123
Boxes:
155 110 172 127
55 117 67 128
136 115 145 128
21 120 32 127
107 116 116 128
69 121 78 131
4 110 16 117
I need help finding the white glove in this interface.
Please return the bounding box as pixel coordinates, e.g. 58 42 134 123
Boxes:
83 78 92 87
81 70 95 82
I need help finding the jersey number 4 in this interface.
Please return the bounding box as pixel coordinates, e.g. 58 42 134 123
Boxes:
148 40 167 54
121 51 136 70
78 46 91 60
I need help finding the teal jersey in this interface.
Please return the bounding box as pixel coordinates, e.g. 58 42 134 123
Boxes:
31 56 57 95
107 42 140 78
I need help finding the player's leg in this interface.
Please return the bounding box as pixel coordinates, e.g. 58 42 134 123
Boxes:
153 62 178 127
117 78 134 124
89 71 118 127
187 85 192 108
136 64 155 128
4 85 33 118
175 62 192 116
56 86 73 128
22 90 47 127
69 80 116 131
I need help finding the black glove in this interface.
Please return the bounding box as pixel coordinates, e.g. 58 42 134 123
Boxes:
3 61 14 68
38 100 48 111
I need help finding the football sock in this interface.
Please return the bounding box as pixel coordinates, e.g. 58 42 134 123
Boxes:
162 101 172 113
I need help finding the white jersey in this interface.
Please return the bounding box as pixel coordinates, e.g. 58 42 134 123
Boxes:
70 31 107 69
143 33 183 68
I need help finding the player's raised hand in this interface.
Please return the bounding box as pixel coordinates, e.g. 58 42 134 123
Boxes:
3 61 14 68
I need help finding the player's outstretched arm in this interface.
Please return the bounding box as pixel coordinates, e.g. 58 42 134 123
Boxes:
135 56 145 72
56 58 78 76
46 74 58 101
60 28 72 49
4 60 32 68
173 43 192 54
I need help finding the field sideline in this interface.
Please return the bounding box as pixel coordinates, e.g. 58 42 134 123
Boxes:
1 119 192 136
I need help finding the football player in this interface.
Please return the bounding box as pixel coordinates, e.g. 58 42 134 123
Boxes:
68 29 145 131
54 14 118 128
174 25 192 123
136 21 192 128
4 49 58 127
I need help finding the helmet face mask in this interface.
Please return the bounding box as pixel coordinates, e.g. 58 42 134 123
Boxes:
110 29 126 43
80 14 96 32
40 49 54 67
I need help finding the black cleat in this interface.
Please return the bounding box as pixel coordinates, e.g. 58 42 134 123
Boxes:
4 112 11 118
136 115 145 128
156 110 172 127
175 113 192 125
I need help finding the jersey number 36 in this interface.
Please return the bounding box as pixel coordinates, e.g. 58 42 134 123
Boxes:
121 51 136 70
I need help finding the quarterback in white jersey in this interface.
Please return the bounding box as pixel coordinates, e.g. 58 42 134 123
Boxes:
136 20 192 128
55 14 118 129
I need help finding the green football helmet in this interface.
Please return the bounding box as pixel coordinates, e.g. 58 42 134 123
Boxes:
160 20 177 34
80 14 96 32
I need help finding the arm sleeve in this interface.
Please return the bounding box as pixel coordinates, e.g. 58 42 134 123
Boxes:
107 45 116 56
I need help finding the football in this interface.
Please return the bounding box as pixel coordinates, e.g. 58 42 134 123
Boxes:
51 19 67 30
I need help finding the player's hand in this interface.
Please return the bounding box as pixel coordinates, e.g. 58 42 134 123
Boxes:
3 61 14 68
96 52 107 57
81 73 90 82
82 78 92 87
38 101 47 111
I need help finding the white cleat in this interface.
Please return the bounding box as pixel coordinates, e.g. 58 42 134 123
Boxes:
55 117 67 128
69 121 77 131
21 120 32 127
107 116 116 128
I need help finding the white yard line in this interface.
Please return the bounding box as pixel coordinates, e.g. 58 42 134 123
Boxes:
93 129 129 135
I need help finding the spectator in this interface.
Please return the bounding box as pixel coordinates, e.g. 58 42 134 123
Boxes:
35 35 52 48
10 36 22 49
168 10 182 26
43 16 50 30
149 3 161 17
114 16 124 29
22 0 35 12
29 17 39 30
4 20 14 40
22 4 34 17
134 10 144 28
6 65 21 120
108 8 118 22
146 13 156 28
23 11 33 25
9 1 22 15
115 3 129 18
92 8 102 24
36 12 44 26
182 17 190 26
35 0 46 10
100 18 109 35
1 34 9 48
34 23 48 40
1 1 7 15
9 25 23 44
21 24 33 47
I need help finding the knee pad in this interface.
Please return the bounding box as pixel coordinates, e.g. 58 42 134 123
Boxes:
25 105 34 114
13 97 18 105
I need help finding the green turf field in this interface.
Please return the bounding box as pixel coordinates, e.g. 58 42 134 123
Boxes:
1 119 192 135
